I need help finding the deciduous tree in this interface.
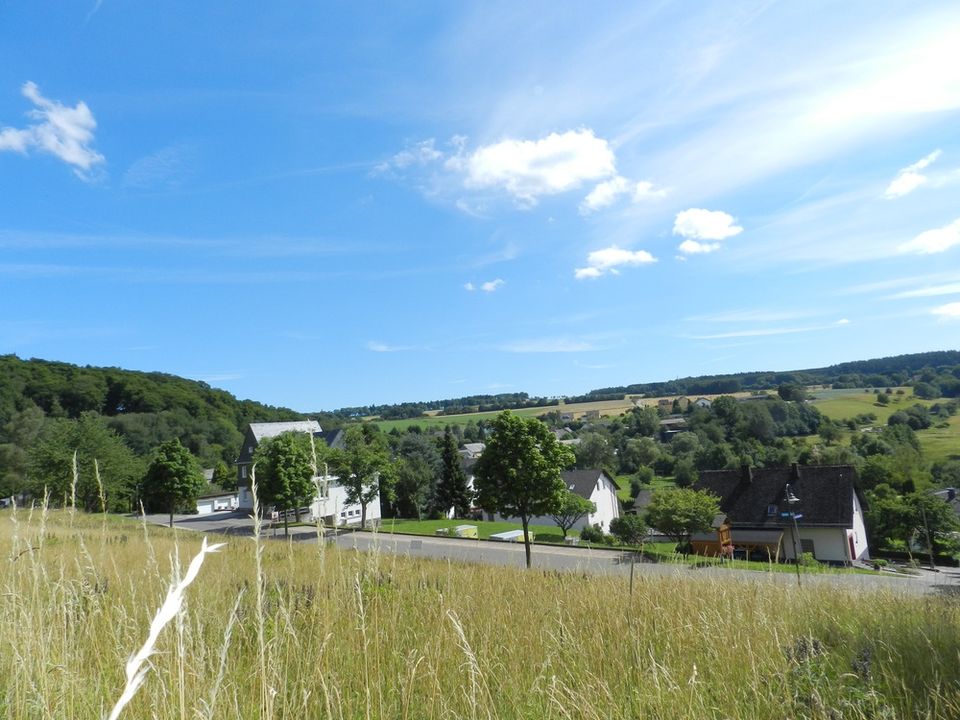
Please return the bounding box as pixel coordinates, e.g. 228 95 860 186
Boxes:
644 487 719 549
253 431 316 535
141 438 205 527
475 411 575 568
550 491 595 538
327 424 394 529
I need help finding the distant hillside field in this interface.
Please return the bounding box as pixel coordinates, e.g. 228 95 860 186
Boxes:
811 388 959 463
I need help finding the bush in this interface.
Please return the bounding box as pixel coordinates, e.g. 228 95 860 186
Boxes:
610 515 647 546
579 524 608 544
798 552 818 567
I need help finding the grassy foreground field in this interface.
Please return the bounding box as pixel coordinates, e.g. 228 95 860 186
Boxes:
4 510 960 719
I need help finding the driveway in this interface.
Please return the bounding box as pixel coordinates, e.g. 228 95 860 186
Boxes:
139 511 960 597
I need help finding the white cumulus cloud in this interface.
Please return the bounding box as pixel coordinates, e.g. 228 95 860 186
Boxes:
633 180 669 201
677 239 722 254
464 129 616 205
580 177 667 214
580 175 630 214
898 218 960 254
374 138 444 174
673 208 743 255
885 149 942 198
574 245 656 279
0 82 104 178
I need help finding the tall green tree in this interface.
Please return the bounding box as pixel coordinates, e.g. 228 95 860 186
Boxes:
434 428 473 518
253 431 316 536
474 411 575 568
644 488 720 549
393 456 434 520
141 438 205 527
28 413 142 512
327 424 393 529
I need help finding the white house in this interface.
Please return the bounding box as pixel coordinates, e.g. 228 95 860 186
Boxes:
491 469 621 534
234 421 381 527
693 464 870 564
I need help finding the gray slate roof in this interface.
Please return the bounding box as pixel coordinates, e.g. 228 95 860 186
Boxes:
561 469 612 500
694 464 864 529
249 420 322 442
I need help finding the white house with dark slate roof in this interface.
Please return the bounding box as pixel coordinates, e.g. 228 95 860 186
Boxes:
491 469 621 533
693 464 869 564
235 421 380 526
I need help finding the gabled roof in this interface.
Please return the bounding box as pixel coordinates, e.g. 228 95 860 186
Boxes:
318 428 346 450
561 469 613 501
237 420 325 464
249 420 322 442
694 464 863 528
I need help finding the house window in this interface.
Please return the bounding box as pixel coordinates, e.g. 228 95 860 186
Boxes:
800 539 815 556
241 466 247 479
339 511 346 518
767 504 777 516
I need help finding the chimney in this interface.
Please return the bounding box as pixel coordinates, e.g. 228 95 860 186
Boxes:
741 465 753 484
791 462 801 482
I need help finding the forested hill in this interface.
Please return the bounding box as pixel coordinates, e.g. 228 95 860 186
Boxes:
0 355 340 468
572 350 960 402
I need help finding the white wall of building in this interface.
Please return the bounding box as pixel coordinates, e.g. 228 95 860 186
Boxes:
237 475 380 526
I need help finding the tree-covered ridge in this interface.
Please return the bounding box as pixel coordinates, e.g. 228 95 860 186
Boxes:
331 392 559 420
0 354 332 469
577 350 960 401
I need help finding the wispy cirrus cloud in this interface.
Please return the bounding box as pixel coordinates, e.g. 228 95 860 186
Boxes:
465 278 505 292
884 149 941 198
898 218 960 255
499 337 595 353
366 340 415 353
574 246 656 279
123 143 195 189
686 321 848 340
888 282 960 299
0 82 104 179
686 308 822 323
932 302 960 319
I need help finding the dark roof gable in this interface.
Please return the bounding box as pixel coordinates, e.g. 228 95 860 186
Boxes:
694 464 862 528
561 469 613 501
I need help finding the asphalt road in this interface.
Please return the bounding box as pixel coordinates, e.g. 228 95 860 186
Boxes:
141 511 960 597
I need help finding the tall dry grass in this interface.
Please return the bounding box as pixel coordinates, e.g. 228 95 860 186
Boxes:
1 509 959 719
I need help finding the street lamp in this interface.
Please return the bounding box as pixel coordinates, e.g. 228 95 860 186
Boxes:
784 483 803 588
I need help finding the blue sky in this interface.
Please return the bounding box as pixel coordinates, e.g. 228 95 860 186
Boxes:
2 2 959 411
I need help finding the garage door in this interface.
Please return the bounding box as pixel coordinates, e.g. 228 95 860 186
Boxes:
197 500 214 515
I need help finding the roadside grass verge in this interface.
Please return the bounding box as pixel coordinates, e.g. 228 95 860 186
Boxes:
1 509 952 719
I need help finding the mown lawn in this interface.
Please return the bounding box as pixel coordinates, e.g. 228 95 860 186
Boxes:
378 517 571 542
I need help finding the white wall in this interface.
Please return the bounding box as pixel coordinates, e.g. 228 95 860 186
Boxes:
783 526 850 563
850 492 870 560
238 475 381 526
310 478 382 526
587 477 620 533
